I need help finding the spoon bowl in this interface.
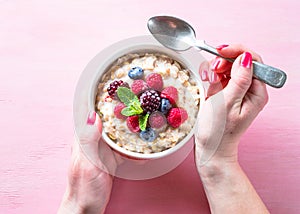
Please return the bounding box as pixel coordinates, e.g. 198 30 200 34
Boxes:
147 16 196 51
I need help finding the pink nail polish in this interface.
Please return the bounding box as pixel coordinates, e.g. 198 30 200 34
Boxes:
216 44 229 51
241 52 252 68
212 58 221 71
201 70 209 81
87 111 96 125
209 72 219 83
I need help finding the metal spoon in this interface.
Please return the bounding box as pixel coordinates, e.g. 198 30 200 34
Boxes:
147 16 287 88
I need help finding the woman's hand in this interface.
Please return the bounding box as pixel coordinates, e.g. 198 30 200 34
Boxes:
195 44 269 165
194 44 270 213
58 111 117 214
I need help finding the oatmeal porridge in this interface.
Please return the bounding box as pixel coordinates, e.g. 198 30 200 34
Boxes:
95 52 201 154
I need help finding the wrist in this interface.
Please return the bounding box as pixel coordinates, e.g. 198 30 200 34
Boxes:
196 156 239 185
194 136 239 164
58 194 84 214
58 187 107 214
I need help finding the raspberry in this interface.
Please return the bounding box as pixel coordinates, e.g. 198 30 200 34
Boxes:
107 80 128 99
146 73 163 91
131 80 149 95
139 90 161 114
126 115 140 133
160 86 178 105
114 102 127 120
167 108 188 128
149 111 166 129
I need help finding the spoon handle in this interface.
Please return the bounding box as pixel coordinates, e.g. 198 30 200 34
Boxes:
196 40 287 88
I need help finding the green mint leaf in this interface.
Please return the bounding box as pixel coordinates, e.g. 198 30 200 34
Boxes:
133 96 139 103
117 87 136 106
130 100 143 114
117 87 144 116
121 106 138 116
139 114 149 131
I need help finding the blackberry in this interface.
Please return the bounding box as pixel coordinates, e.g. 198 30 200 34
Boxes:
139 90 161 114
107 80 128 99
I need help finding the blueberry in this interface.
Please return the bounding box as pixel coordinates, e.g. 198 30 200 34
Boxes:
128 67 144 80
160 98 172 114
139 127 157 142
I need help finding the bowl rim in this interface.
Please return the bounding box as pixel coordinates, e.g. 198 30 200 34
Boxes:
86 36 205 159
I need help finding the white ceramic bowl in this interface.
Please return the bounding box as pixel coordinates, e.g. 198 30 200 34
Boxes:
79 36 205 160
73 36 205 180
73 36 205 165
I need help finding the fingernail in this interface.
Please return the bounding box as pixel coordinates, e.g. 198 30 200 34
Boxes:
241 52 252 68
87 111 96 125
200 69 209 81
216 44 229 51
212 58 221 71
209 72 219 83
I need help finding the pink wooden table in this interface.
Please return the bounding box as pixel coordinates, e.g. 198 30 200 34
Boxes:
1 0 299 213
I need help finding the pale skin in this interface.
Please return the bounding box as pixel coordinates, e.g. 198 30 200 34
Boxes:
58 44 270 214
58 113 116 214
195 44 269 213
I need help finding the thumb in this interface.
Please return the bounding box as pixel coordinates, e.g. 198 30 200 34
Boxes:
223 52 253 103
75 111 103 164
77 111 102 143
